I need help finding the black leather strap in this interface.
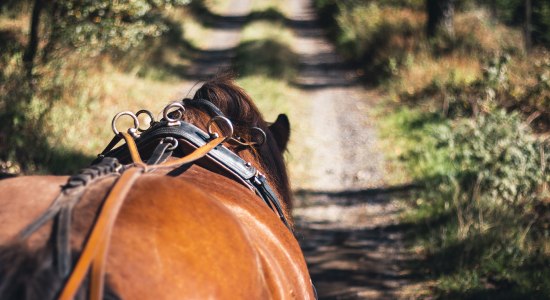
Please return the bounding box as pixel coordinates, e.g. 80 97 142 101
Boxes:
147 142 171 165
100 121 292 230
252 175 291 230
183 98 225 117
102 122 257 181
17 157 121 278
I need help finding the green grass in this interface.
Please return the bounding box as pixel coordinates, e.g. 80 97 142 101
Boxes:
380 105 550 298
318 0 550 296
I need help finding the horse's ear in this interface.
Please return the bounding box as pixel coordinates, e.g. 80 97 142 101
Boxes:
269 114 290 152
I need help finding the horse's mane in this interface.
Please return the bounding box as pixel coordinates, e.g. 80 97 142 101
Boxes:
187 73 293 211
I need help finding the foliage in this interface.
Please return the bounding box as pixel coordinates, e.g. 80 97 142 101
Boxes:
338 1 550 295
387 105 550 297
233 21 298 80
319 1 424 83
400 53 550 130
480 0 550 47
0 1 194 173
0 52 95 173
43 0 190 56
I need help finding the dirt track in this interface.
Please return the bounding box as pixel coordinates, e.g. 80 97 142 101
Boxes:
287 1 415 299
183 0 414 298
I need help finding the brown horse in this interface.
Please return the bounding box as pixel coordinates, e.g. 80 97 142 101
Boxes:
0 75 315 299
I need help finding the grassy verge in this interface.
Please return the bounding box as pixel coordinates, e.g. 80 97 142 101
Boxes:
0 5 202 174
232 13 314 188
380 106 550 298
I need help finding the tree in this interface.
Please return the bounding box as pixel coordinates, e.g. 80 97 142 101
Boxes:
426 0 457 37
22 0 44 79
524 0 532 51
22 0 191 77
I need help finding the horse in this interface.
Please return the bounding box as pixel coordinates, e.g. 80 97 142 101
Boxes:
0 74 315 299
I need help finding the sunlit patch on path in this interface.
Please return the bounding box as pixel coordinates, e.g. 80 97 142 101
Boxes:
287 0 417 298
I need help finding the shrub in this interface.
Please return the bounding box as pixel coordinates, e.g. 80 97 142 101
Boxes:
401 107 550 296
332 2 423 82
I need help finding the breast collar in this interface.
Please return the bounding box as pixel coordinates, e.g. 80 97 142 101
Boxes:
95 99 292 230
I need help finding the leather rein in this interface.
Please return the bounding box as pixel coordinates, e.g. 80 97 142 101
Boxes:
16 99 291 300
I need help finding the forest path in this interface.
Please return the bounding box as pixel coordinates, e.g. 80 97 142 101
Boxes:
288 1 416 299
177 0 416 298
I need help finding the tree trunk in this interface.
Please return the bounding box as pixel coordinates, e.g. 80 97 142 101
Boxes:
41 2 60 63
524 0 532 52
490 0 498 20
23 0 44 79
426 0 456 38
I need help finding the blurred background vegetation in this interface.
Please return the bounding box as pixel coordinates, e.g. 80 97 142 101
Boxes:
1 0 549 298
313 0 549 297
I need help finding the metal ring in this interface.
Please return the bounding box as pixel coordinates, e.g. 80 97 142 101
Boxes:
250 127 267 146
136 109 155 132
160 137 179 151
163 102 185 124
112 111 139 136
207 116 234 141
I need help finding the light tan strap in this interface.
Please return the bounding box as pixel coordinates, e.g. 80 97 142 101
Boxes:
155 136 225 168
58 134 226 300
120 132 145 166
58 167 143 300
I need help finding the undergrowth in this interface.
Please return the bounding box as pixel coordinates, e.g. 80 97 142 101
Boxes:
324 0 550 297
382 106 550 298
0 4 195 174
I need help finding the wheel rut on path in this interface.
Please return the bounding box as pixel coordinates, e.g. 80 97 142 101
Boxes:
288 1 415 299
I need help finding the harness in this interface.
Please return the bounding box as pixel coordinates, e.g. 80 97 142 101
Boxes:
17 99 292 300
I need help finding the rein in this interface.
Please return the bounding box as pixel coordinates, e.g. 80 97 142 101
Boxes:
16 99 291 300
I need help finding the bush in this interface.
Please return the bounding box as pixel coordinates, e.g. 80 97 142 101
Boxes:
333 2 423 82
400 107 550 296
400 53 550 131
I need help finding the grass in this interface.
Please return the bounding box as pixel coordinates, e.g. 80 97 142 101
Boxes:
0 5 200 174
379 105 550 298
317 0 550 297
0 0 316 188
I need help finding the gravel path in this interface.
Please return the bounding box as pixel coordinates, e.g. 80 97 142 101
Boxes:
287 1 415 299
288 1 385 191
178 1 415 298
176 0 252 95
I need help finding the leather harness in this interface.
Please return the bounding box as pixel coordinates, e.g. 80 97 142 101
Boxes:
17 99 292 300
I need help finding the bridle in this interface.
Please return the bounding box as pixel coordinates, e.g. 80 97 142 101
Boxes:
16 99 292 300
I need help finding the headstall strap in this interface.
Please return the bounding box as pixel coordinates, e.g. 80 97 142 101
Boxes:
16 99 291 300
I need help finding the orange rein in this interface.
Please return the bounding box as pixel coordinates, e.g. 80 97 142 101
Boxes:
58 132 226 300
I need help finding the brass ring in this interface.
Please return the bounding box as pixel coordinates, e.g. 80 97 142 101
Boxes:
207 116 234 141
136 109 155 132
163 102 185 125
161 137 179 151
112 111 139 136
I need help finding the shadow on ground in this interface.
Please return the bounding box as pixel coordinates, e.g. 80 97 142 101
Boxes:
293 185 427 299
174 0 360 87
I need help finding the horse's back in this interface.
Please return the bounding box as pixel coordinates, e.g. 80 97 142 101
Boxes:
0 176 68 245
106 167 311 299
0 168 312 299
101 171 266 299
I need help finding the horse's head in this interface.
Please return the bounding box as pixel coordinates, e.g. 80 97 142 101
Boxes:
181 74 293 214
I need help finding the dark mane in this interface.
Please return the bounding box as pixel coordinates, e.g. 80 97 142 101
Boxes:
188 73 293 212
